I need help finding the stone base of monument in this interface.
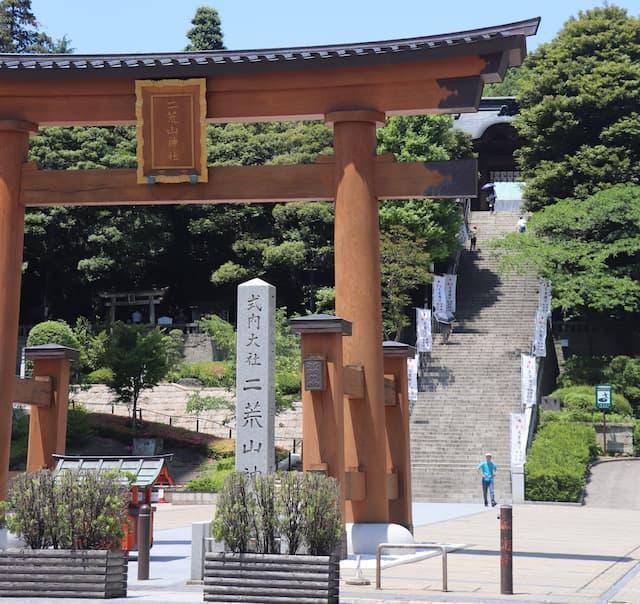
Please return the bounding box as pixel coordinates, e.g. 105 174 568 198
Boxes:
204 552 339 603
0 549 128 599
346 522 415 555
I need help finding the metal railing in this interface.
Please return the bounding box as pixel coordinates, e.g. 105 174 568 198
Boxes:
376 542 455 591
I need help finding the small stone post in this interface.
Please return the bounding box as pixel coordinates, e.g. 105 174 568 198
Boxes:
235 278 276 475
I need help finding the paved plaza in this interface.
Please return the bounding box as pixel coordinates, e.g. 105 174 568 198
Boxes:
4 501 640 603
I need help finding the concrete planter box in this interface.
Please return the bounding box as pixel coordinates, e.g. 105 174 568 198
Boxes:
204 552 339 603
0 549 128 599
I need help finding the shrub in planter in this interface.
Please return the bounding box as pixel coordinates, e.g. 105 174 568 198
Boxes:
277 471 305 555
0 470 129 599
212 472 253 553
301 472 344 556
207 471 340 603
6 469 128 549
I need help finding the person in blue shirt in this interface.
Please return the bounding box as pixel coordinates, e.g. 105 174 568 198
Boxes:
478 453 497 507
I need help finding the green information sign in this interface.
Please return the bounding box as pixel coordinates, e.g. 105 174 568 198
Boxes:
595 384 612 411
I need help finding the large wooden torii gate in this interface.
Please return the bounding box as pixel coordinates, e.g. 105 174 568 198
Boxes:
0 18 538 513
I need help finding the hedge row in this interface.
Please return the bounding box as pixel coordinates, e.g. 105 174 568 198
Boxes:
525 422 598 502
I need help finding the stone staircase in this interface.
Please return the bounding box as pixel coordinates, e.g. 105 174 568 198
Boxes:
410 212 539 503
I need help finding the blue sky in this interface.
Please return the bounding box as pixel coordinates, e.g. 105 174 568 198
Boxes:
31 1 638 54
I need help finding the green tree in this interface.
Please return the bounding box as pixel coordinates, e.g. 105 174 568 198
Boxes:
483 66 527 97
380 225 431 339
185 5 224 51
515 6 640 210
103 323 170 430
492 184 640 319
0 0 67 52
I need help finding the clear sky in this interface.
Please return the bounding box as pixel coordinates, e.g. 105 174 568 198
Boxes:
31 0 639 55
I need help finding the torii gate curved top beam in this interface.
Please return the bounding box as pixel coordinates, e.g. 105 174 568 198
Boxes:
0 18 539 508
0 18 539 126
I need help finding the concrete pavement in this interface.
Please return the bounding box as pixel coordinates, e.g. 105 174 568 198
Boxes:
3 502 640 603
584 458 640 510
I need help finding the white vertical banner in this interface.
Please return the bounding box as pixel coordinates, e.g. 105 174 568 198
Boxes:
510 412 527 467
444 274 457 314
415 308 432 353
432 275 448 316
521 353 538 408
407 355 419 402
236 278 276 476
538 278 552 317
532 310 548 357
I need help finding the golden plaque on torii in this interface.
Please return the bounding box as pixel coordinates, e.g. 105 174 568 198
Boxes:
135 78 208 184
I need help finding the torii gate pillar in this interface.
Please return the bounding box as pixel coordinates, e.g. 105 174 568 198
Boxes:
327 110 389 523
0 120 36 499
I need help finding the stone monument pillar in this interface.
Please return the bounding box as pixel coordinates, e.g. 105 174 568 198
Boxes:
235 278 276 475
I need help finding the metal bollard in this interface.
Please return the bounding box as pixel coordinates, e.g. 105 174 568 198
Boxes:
137 504 151 580
500 505 513 595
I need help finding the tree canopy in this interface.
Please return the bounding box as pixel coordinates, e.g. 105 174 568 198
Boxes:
493 184 640 319
0 0 69 52
515 6 640 211
185 6 224 51
15 3 470 337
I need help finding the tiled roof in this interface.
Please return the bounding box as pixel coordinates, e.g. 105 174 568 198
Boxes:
0 18 539 80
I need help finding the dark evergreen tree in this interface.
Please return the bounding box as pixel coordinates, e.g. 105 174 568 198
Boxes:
185 6 224 51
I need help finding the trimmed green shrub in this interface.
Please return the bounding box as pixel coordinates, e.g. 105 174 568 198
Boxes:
27 320 80 352
634 421 640 456
168 361 233 387
525 423 598 502
541 409 632 426
186 465 234 493
86 367 114 384
277 371 301 396
551 385 632 417
6 469 128 549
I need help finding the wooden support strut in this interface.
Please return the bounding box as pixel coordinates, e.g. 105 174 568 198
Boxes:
13 376 53 407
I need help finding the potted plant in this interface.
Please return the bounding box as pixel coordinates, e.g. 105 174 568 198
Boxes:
204 471 341 603
0 469 129 599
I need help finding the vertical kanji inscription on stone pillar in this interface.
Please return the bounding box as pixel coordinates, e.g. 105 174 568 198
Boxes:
236 278 276 475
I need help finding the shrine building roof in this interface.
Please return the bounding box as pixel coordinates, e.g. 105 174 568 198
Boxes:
0 18 539 81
